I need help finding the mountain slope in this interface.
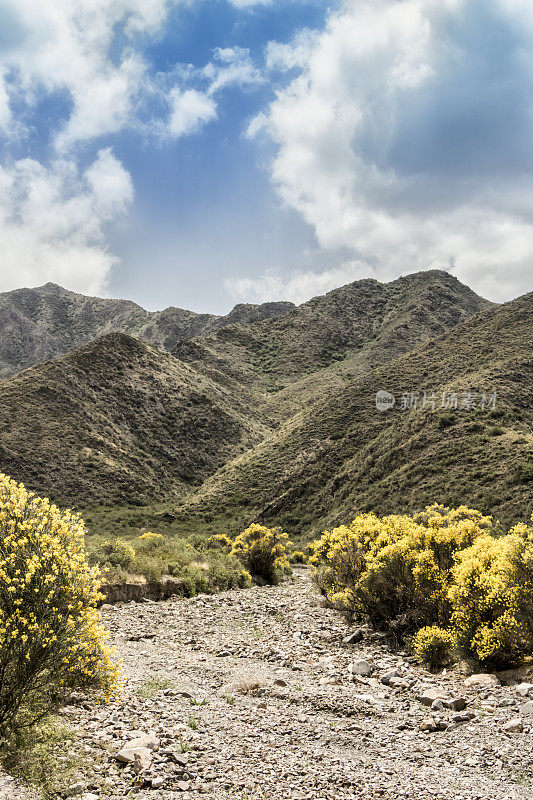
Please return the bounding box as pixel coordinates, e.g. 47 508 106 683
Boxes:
0 283 295 377
173 271 492 400
180 293 533 532
0 333 270 505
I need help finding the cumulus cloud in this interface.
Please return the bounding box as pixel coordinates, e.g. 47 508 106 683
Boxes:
0 0 268 294
0 149 133 294
167 88 218 137
252 0 533 302
0 0 180 149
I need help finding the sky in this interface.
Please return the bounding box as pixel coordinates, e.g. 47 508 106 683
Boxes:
0 0 532 314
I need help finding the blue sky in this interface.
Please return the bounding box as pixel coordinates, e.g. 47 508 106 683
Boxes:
0 0 532 313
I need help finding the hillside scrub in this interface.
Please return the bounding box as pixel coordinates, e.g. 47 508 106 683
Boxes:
88 531 252 595
310 504 533 669
0 474 120 738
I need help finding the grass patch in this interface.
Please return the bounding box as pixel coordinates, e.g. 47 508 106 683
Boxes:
0 715 96 800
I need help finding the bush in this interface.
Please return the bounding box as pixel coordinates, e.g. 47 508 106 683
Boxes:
290 550 307 564
450 533 533 667
413 626 455 670
90 538 135 570
309 504 533 669
231 523 292 584
0 474 120 737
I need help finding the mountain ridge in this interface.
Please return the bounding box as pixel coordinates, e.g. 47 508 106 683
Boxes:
0 282 295 377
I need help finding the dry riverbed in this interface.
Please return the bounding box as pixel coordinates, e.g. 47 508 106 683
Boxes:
17 569 533 799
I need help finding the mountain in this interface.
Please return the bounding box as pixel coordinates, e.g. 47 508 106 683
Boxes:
180 292 533 533
0 269 502 529
173 270 491 394
0 282 295 377
0 333 270 505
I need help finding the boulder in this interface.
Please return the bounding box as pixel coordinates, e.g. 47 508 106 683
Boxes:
463 673 499 689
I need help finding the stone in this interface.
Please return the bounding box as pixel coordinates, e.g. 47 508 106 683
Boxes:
176 781 191 791
419 716 447 732
115 745 154 766
519 700 533 716
343 629 364 645
133 749 153 773
444 697 467 712
416 687 447 707
81 795 99 800
274 678 288 687
151 777 166 788
516 682 533 698
503 718 524 733
431 699 445 712
380 669 401 686
463 673 499 688
349 659 373 677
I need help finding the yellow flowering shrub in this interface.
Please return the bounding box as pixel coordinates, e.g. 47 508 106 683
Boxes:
0 474 120 736
310 505 533 668
449 533 533 667
412 626 455 670
231 523 292 584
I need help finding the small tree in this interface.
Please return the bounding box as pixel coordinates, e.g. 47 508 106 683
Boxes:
0 474 120 737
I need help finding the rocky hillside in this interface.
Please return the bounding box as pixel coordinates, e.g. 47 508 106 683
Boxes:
1 269 530 535
0 282 295 377
181 292 533 532
0 333 270 505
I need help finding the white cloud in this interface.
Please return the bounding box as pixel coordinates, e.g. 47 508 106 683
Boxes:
167 88 218 137
0 149 133 295
225 262 370 305
0 0 180 149
255 0 533 302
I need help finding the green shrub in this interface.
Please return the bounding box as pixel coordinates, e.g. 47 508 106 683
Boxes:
290 550 307 564
413 626 455 670
231 523 292 584
90 537 135 570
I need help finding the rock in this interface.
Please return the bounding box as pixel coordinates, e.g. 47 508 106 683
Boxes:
444 697 467 711
66 783 85 797
503 718 524 733
81 795 99 800
463 673 499 688
519 700 533 716
274 678 288 687
380 669 401 686
349 659 373 677
452 713 474 723
176 781 191 791
431 699 445 712
151 777 166 788
115 745 154 766
343 629 364 645
419 716 447 732
133 749 153 773
516 682 533 698
416 687 447 707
